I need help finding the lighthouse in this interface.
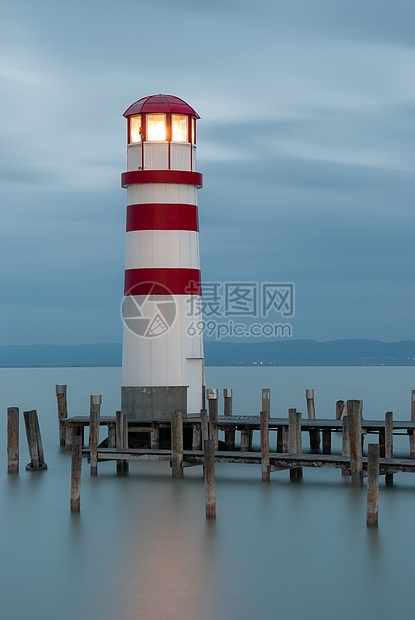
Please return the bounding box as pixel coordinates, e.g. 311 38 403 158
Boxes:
121 94 204 420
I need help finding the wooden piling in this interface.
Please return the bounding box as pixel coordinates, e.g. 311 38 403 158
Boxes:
89 395 101 476
70 436 82 512
323 428 331 454
347 400 363 486
224 388 233 416
171 410 184 479
262 389 270 416
240 428 250 452
7 407 19 473
385 411 394 486
306 389 320 449
200 409 209 446
56 384 68 447
224 388 233 448
23 410 40 469
288 408 301 480
336 400 345 421
296 411 303 478
207 389 218 450
410 390 415 459
123 414 129 472
116 411 126 473
204 439 216 518
150 425 160 449
342 415 350 476
260 411 270 482
366 443 380 526
192 424 201 451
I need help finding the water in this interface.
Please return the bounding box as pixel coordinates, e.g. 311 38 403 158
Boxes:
0 366 415 620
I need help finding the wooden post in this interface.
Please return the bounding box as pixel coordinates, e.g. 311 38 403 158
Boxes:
379 427 386 458
150 425 160 449
276 427 283 453
306 389 320 449
200 409 209 446
116 411 126 473
366 443 380 526
192 424 201 451
224 388 233 416
410 390 415 459
240 428 250 452
171 410 184 479
336 400 345 421
385 411 394 486
323 428 331 454
23 410 40 469
7 407 19 473
342 415 350 476
108 424 116 449
282 426 289 453
260 411 270 482
296 411 303 478
347 400 363 486
204 439 216 518
70 436 82 512
207 389 218 450
123 414 129 472
56 384 68 447
224 388 232 448
262 388 270 416
288 408 301 480
89 395 101 476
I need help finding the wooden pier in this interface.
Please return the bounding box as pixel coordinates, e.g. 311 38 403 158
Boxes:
58 387 415 525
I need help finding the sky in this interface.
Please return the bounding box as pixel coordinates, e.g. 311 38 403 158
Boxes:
1 0 414 345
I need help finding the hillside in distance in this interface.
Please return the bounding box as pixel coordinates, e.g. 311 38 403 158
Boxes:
0 340 414 367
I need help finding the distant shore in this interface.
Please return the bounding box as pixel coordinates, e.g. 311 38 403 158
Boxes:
0 339 414 367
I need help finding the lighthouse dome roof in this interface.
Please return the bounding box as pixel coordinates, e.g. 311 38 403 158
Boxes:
124 94 200 119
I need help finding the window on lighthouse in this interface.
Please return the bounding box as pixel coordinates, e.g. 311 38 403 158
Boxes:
172 115 188 142
147 114 166 141
130 115 142 143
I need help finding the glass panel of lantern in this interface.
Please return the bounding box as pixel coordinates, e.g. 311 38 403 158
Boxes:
172 115 188 142
147 114 166 141
130 115 141 143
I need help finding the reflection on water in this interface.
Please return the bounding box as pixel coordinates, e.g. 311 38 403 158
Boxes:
0 367 415 619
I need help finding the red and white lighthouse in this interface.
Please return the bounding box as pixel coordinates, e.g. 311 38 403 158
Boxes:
121 94 204 420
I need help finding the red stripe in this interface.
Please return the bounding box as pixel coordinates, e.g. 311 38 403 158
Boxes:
124 268 201 296
126 204 199 232
121 170 203 188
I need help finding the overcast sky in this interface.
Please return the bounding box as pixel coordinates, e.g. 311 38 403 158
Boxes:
1 0 414 345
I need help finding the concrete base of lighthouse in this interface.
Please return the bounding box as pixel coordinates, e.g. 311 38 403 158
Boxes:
121 386 188 421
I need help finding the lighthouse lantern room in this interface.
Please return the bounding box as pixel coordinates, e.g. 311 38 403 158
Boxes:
121 94 204 420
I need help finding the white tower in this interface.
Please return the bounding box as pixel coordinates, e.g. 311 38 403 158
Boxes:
121 94 204 420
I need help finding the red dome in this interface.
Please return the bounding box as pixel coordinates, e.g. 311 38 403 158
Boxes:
124 94 200 119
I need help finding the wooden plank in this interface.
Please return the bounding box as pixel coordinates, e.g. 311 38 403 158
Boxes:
7 407 19 473
367 443 379 526
70 436 82 512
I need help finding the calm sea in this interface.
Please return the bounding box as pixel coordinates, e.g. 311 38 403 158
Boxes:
0 366 414 620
